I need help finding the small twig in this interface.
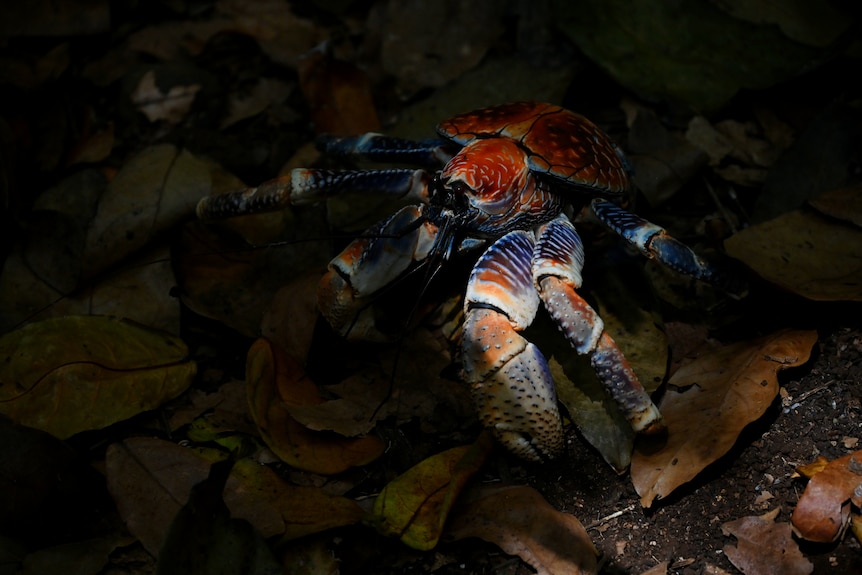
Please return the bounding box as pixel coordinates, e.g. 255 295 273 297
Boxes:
785 380 833 410
586 504 636 530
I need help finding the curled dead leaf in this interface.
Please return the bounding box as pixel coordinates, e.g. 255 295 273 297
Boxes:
791 449 862 543
631 329 817 507
246 338 384 475
446 484 598 575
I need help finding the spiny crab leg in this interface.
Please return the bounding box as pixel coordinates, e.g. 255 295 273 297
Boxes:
196 168 431 220
533 216 665 435
591 199 748 297
318 204 439 342
461 230 564 461
316 133 454 168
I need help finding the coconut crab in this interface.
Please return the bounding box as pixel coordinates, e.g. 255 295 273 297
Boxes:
197 101 740 462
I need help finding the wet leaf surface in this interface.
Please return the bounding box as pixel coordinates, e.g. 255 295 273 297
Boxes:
631 329 818 507
0 316 195 439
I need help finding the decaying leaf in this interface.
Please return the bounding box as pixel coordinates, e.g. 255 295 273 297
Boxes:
725 208 862 301
366 433 494 550
631 329 817 507
0 316 195 439
722 508 813 575
446 485 598 575
106 437 364 557
791 449 862 543
246 338 385 474
155 458 283 575
132 69 201 124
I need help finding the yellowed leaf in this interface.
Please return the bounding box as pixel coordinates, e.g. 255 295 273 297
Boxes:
725 209 862 301
791 449 862 543
446 485 598 575
631 329 817 507
367 434 494 550
246 338 385 474
0 316 195 439
722 508 813 575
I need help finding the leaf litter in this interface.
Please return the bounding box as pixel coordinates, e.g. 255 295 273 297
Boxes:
1 1 861 573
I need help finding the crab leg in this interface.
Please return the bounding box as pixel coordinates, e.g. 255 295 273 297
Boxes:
196 168 431 220
316 133 454 168
318 204 438 342
591 199 747 296
461 230 564 461
533 215 665 435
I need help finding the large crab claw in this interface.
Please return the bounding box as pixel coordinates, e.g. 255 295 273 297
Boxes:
461 216 664 461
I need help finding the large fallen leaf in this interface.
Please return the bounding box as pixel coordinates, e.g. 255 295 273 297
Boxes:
631 329 817 507
446 485 598 575
246 338 385 474
722 508 813 575
808 185 862 228
725 209 862 301
0 316 195 439
106 437 364 557
82 143 215 278
366 433 493 550
791 449 862 543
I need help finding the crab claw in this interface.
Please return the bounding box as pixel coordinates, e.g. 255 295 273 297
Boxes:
460 230 563 461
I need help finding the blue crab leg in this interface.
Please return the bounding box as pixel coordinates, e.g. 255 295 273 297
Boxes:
196 168 431 220
533 216 665 435
316 133 454 168
461 230 564 461
591 199 747 296
318 204 438 342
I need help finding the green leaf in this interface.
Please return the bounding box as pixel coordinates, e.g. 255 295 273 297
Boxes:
0 316 195 439
367 433 494 550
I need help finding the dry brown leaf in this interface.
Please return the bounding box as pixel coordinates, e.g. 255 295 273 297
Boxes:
722 508 813 575
631 329 817 507
725 209 862 302
298 47 380 135
791 449 862 543
446 485 598 575
246 338 385 474
808 185 862 228
221 77 292 129
0 316 195 439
